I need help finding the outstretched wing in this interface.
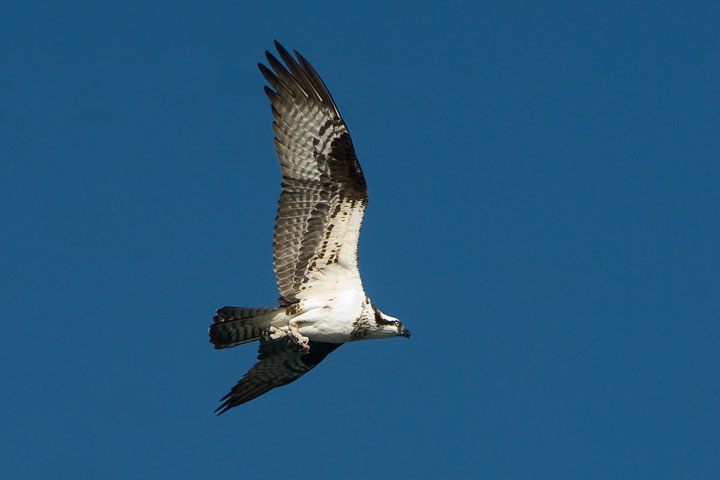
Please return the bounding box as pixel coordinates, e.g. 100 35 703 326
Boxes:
215 339 342 414
259 41 369 305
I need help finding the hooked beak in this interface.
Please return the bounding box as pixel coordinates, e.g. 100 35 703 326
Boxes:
400 327 411 339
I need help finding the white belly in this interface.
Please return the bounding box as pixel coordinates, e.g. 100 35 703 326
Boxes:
299 319 356 343
292 289 365 343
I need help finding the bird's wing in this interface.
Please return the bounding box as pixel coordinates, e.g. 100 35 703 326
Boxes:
260 41 369 305
215 338 342 414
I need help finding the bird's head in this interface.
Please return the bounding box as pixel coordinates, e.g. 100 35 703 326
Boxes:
369 307 410 339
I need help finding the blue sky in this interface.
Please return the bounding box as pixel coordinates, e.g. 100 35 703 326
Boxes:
2 1 718 478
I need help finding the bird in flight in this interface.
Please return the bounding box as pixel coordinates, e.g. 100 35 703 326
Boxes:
209 41 410 414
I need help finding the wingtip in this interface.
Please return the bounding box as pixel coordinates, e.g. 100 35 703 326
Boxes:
258 62 276 83
292 49 306 63
215 393 233 415
273 39 287 54
264 49 277 65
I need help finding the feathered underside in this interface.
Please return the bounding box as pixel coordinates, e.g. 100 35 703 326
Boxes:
260 41 369 305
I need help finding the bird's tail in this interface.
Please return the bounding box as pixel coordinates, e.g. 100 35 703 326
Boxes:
209 307 282 349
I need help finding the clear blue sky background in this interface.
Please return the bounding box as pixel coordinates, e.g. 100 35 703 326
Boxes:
2 1 718 478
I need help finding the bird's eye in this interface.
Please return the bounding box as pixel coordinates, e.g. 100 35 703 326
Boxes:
394 321 401 328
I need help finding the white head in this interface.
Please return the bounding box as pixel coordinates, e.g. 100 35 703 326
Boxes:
364 305 410 340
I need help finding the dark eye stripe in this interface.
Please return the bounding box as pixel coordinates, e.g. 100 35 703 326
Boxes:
373 306 394 326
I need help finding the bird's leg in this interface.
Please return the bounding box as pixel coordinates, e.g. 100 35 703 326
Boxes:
287 319 310 353
263 326 287 341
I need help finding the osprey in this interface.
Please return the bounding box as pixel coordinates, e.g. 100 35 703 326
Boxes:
209 41 410 414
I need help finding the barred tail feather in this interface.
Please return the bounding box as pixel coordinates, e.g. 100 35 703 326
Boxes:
209 307 280 349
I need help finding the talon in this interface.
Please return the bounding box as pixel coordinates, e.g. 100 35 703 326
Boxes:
285 321 310 352
264 326 287 341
